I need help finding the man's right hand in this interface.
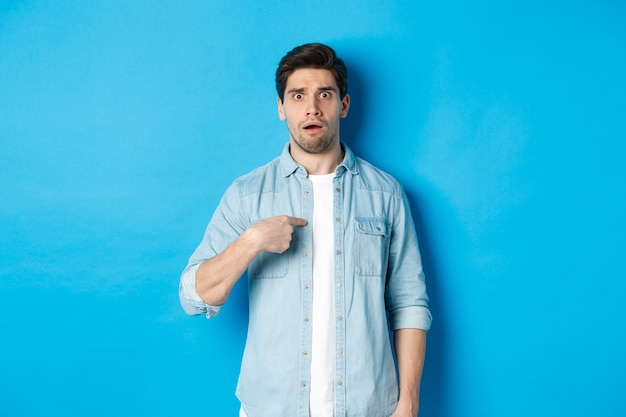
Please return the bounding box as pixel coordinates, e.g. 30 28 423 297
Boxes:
246 215 308 254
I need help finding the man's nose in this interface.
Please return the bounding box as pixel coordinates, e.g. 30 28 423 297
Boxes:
306 98 321 116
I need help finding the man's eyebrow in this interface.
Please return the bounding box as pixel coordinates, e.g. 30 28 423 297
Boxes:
286 86 338 94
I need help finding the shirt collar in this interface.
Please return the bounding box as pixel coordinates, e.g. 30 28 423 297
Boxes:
279 141 359 178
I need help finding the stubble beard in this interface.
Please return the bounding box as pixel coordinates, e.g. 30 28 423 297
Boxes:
289 121 338 155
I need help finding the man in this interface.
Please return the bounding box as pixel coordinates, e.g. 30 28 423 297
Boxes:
179 43 431 417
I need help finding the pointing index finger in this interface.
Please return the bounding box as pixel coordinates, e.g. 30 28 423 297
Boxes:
287 216 308 227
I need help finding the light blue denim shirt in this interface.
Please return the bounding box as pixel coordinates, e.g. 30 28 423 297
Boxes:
179 143 431 417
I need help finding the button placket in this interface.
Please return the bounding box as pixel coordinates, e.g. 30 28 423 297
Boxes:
333 175 346 415
298 178 314 413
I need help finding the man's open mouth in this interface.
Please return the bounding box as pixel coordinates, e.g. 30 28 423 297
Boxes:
303 122 323 130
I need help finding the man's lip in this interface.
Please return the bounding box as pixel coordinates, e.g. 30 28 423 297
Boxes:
302 121 324 130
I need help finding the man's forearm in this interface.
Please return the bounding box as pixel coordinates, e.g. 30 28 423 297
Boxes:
195 229 261 306
393 328 427 416
195 215 307 306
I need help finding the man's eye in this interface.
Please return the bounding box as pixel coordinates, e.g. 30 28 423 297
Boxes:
320 92 330 99
294 93 303 100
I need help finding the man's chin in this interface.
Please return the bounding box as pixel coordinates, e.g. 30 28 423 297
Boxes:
291 135 335 155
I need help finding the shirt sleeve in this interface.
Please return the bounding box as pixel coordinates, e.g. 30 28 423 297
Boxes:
385 187 432 332
178 181 248 318
178 263 223 318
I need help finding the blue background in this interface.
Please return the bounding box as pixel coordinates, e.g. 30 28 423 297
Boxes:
1 1 625 416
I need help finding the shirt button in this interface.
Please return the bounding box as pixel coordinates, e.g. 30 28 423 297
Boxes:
337 349 343 354
303 252 308 257
335 188 340 192
336 250 341 255
304 284 310 290
337 380 343 386
304 317 309 322
336 282 342 288
337 315 343 321
303 351 308 356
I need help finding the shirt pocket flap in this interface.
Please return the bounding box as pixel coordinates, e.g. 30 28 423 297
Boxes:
355 217 388 236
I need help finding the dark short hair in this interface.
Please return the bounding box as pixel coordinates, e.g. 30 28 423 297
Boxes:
275 43 348 101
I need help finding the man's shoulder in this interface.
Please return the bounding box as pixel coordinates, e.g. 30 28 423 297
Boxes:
354 156 404 195
229 155 284 197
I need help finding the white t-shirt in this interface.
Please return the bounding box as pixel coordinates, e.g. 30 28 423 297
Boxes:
240 173 336 417
308 173 336 417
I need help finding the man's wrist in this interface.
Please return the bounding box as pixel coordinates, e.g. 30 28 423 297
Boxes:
396 396 419 416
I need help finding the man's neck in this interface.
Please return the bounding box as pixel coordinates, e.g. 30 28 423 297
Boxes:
289 140 344 175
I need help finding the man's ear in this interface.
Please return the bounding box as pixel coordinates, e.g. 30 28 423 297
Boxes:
340 94 350 118
277 97 286 120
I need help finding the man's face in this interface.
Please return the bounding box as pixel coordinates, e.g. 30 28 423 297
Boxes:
278 68 350 155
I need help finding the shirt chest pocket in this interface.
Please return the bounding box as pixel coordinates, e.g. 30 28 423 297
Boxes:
249 251 290 279
354 217 390 277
